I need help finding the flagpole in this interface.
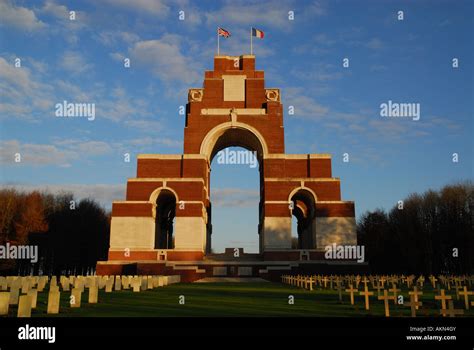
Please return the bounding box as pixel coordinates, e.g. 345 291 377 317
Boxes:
217 28 220 55
250 27 253 55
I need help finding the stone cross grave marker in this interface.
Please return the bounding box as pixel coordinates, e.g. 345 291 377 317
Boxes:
359 285 374 310
345 284 357 305
458 286 473 310
441 300 464 317
404 295 423 317
389 284 401 305
435 289 452 315
408 287 423 310
378 289 395 317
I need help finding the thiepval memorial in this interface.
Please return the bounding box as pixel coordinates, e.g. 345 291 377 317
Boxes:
97 55 361 280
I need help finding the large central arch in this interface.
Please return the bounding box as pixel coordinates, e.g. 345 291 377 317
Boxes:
200 122 269 162
201 124 266 254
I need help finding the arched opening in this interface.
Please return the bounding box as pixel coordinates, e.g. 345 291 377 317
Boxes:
290 189 316 249
154 189 176 249
205 126 265 254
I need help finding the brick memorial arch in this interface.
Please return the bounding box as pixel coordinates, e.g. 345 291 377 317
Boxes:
97 55 362 280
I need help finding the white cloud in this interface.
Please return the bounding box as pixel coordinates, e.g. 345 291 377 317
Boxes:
0 56 54 120
211 188 259 208
102 0 169 17
366 38 384 50
0 139 113 167
283 87 329 120
204 0 325 31
59 51 93 74
0 1 45 31
127 136 181 149
130 36 201 84
124 119 163 132
97 31 140 47
0 140 77 167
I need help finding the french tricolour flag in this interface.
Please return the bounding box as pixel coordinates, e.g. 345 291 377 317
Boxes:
252 28 264 39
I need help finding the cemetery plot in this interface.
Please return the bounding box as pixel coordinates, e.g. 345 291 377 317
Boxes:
0 274 472 317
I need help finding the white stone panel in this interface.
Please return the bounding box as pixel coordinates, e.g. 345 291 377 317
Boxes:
315 217 357 248
222 75 246 101
263 217 292 250
174 217 206 251
110 217 155 250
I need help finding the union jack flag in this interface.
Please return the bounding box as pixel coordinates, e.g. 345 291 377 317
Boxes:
218 27 231 38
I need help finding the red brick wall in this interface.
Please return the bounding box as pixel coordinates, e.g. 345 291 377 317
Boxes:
112 202 153 217
316 202 355 217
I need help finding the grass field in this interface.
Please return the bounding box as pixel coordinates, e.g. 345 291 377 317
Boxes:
10 282 472 317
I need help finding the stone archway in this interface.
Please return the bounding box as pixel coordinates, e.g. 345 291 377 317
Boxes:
150 188 178 249
201 125 266 254
200 122 269 163
290 188 317 249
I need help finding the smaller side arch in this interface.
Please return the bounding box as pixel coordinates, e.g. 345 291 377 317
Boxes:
149 186 179 204
287 186 318 204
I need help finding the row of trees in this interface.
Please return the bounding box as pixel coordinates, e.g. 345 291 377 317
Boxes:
0 189 110 276
357 182 474 275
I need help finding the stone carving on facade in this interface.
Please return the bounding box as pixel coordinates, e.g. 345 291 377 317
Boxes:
188 89 203 102
265 89 280 102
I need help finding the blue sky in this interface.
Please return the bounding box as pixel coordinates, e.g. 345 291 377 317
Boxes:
0 0 472 253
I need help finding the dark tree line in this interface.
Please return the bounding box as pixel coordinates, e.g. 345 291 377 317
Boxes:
357 181 474 275
0 189 110 276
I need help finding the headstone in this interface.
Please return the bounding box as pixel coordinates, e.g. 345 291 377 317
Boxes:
27 289 38 309
238 267 253 276
62 278 70 292
147 276 153 290
47 291 60 314
105 279 114 293
21 279 30 294
50 276 57 288
70 288 82 308
17 295 32 317
0 292 10 315
132 279 140 292
213 267 227 276
9 287 19 305
140 277 147 291
114 277 122 291
88 285 98 304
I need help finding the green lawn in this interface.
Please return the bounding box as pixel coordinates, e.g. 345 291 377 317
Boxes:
5 282 474 317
